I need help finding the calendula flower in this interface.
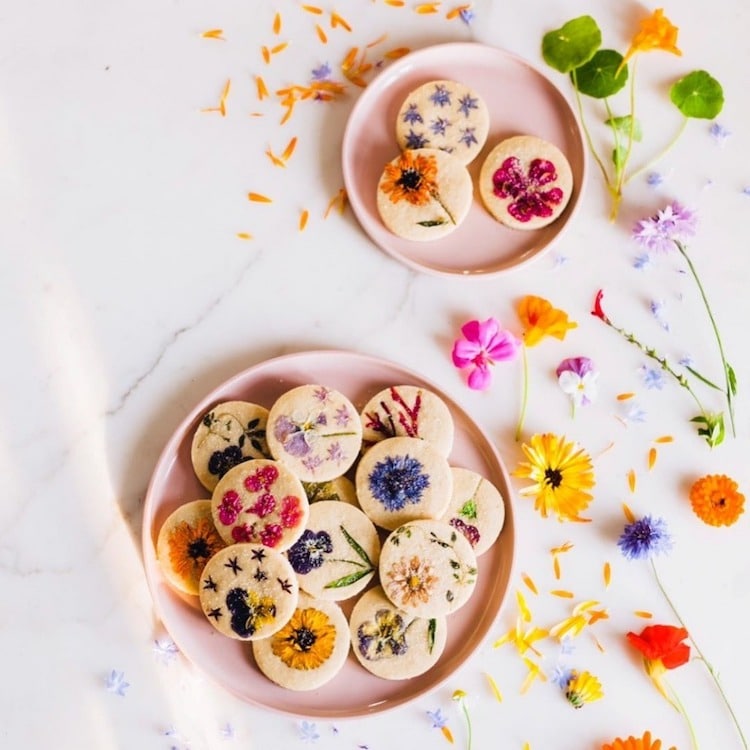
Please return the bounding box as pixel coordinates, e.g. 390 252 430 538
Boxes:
271 606 337 670
512 433 595 522
556 357 599 414
380 150 438 206
563 669 603 708
689 473 745 527
633 202 737 437
601 730 676 750
622 8 681 68
617 515 673 560
451 317 521 390
515 296 576 439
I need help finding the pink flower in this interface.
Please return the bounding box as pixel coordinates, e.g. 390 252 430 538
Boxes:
452 317 521 390
248 492 276 518
260 523 283 547
218 490 242 525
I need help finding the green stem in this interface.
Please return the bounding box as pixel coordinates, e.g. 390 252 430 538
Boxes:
430 190 456 225
663 674 700 750
675 240 737 436
515 344 529 441
571 70 612 189
652 560 748 749
461 700 473 750
625 116 688 186
615 59 638 198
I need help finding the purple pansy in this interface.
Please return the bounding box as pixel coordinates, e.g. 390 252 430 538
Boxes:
556 357 599 408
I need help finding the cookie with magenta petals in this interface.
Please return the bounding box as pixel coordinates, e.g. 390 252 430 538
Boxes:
395 80 489 165
479 135 573 230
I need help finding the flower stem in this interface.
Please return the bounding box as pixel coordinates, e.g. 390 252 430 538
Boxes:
430 190 456 225
614 59 638 199
674 240 737 437
652 560 748 749
571 70 612 190
625 116 688 186
663 674 700 750
515 344 529 441
461 699 473 750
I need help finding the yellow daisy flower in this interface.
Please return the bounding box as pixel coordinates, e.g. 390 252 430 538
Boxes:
565 670 603 708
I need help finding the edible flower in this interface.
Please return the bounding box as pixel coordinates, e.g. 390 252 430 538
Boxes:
556 356 599 415
600 731 676 750
563 669 603 708
621 8 681 69
451 317 520 390
689 473 745 527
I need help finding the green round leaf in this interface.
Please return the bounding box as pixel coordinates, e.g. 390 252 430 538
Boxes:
670 70 725 119
542 15 602 74
572 49 628 99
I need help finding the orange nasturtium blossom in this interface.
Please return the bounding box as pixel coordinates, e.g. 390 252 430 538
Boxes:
601 730 676 750
622 8 682 67
516 295 577 347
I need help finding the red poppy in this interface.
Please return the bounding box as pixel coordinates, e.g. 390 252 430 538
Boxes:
626 624 690 669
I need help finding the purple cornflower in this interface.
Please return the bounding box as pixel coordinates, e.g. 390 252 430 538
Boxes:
402 103 423 125
404 129 429 149
459 127 478 147
618 515 673 560
311 63 332 81
632 201 697 253
457 93 479 116
368 455 429 511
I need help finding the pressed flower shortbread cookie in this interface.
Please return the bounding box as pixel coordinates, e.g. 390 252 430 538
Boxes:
286 500 380 601
439 467 506 556
191 401 270 492
156 500 226 596
479 135 573 230
376 148 473 241
355 436 453 531
253 592 351 691
199 543 299 641
349 585 447 680
395 80 489 165
266 385 363 483
360 385 455 457
211 459 309 551
379 519 478 618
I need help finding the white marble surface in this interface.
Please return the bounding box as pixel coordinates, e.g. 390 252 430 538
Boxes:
2 0 750 747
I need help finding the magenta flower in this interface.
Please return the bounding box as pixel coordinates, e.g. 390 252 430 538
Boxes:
492 157 564 222
632 201 697 253
556 357 599 410
452 318 521 390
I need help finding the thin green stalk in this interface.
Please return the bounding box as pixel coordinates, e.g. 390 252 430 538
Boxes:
625 116 688 186
515 344 529 441
461 700 473 750
675 240 737 436
663 674 700 750
652 560 748 749
615 58 638 199
571 70 611 188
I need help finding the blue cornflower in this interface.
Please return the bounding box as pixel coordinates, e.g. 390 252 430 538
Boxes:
640 365 666 390
368 455 430 511
426 708 448 728
679 354 695 368
622 402 647 424
458 127 478 147
457 93 479 116
430 116 451 135
650 299 670 331
105 669 130 696
299 721 320 743
402 103 423 125
430 84 451 107
618 515 673 560
404 129 429 149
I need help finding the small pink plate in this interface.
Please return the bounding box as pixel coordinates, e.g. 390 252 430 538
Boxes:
142 350 515 718
342 42 586 277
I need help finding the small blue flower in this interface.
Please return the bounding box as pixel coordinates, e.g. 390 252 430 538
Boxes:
430 116 451 135
368 455 430 511
426 708 448 728
311 63 332 81
153 637 179 664
457 93 479 116
679 354 695 368
220 722 236 739
550 664 575 688
458 127 478 147
105 669 130 696
633 253 651 270
618 515 673 560
650 299 670 331
459 8 476 24
402 103 423 125
622 402 648 424
709 122 731 145
742 186 750 197
640 366 666 390
430 84 451 107
558 636 576 656
404 129 429 149
552 252 569 268
299 720 319 743
646 172 664 187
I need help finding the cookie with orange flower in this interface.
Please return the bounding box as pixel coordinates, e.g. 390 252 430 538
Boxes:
253 592 350 691
479 135 573 230
156 500 226 595
349 585 448 680
376 148 473 241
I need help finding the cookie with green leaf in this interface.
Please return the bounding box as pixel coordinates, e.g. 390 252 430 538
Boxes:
285 500 380 601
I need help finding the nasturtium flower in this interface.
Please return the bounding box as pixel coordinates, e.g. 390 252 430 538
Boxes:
564 669 603 708
451 317 521 390
512 433 595 522
617 515 673 560
689 473 745 527
556 357 599 410
601 731 676 750
517 295 577 346
622 8 681 69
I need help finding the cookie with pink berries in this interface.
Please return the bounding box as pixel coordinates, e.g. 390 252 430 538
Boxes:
265 385 363 483
360 385 454 457
439 467 506 556
479 135 573 230
211 459 309 551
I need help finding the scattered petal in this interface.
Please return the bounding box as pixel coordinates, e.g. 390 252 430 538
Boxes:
281 136 298 161
709 122 731 145
384 46 411 59
617 392 635 401
153 637 179 664
633 252 652 269
521 572 538 594
654 435 674 443
302 4 323 14
220 722 236 739
622 502 636 523
485 672 503 702
330 11 352 31
550 589 575 598
516 590 532 622
255 75 269 100
635 610 654 618
639 366 666 390
201 29 225 40
236 232 253 240
627 469 637 493
105 669 130 696
647 447 657 470
316 24 328 43
603 562 611 588
650 299 670 331
299 209 309 231
248 192 273 203
299 720 320 743
646 171 664 186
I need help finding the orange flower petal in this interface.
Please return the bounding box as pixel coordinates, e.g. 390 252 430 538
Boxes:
301 4 323 14
617 392 635 401
201 29 225 40
330 11 352 31
385 46 411 59
272 12 282 34
550 589 575 598
521 572 538 595
299 209 309 231
236 232 253 240
603 562 611 588
248 192 273 203
316 24 328 43
281 136 298 161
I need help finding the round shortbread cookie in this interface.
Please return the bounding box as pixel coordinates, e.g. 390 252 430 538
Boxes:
360 385 454 457
266 385 363 483
191 401 270 492
379 519 478 618
376 148 472 242
395 80 489 165
479 135 573 230
349 586 447 680
199 543 299 641
302 476 358 505
156 500 226 596
211 459 309 551
286 500 380 601
355 437 452 531
253 592 350 691
439 467 506 556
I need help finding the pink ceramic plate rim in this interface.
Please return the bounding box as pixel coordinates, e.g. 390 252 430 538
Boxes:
342 42 587 277
142 350 516 718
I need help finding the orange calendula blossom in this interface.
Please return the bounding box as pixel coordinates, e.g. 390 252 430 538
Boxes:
517 295 577 347
601 731 676 750
622 8 681 67
689 473 745 527
167 517 224 588
380 150 439 206
271 606 336 670
513 433 595 522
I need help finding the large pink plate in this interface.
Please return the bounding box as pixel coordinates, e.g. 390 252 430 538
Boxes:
342 42 586 277
142 350 515 718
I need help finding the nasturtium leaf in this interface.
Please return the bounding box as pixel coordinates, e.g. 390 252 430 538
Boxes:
573 49 628 98
542 16 602 73
670 70 725 119
605 115 643 142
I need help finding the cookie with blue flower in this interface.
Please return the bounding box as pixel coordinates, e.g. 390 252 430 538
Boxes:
285 500 380 601
395 79 489 165
355 436 453 531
